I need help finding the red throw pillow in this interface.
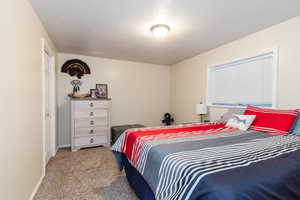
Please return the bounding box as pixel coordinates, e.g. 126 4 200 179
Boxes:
244 106 298 135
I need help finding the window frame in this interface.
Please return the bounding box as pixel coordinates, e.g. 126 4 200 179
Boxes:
206 48 279 109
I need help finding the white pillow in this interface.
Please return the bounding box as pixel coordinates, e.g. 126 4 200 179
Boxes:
226 114 256 131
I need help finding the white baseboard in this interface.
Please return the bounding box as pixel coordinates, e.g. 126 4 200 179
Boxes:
28 144 70 199
28 173 45 200
55 146 59 156
58 144 71 148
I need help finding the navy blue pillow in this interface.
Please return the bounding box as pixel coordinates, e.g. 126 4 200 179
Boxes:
290 114 300 136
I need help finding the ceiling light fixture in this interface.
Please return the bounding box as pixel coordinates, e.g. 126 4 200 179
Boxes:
150 24 170 39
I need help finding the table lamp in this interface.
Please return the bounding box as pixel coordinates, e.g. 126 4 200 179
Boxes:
196 103 207 122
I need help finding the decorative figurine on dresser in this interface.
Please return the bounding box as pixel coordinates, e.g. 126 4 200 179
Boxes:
70 97 111 152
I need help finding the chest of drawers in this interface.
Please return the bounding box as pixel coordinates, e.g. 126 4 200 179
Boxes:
70 98 111 152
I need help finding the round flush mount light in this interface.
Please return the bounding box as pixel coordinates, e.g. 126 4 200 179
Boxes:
150 24 170 39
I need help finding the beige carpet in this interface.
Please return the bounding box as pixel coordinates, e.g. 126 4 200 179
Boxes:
34 147 138 200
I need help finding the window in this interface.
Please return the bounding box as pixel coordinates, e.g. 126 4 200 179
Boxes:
207 49 278 108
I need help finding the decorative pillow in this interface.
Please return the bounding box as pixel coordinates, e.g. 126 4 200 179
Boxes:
226 114 256 131
220 108 246 122
244 106 298 135
290 113 300 136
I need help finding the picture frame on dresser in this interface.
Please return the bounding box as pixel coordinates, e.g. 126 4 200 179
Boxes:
96 84 108 99
90 89 98 99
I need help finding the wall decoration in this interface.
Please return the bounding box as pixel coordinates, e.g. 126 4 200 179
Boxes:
70 80 82 94
96 84 108 99
90 89 99 99
68 80 90 98
61 59 91 79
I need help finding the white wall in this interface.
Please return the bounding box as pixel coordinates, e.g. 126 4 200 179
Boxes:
57 53 170 146
171 16 300 123
0 0 56 200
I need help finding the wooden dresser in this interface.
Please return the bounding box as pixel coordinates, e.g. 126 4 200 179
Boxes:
70 98 111 152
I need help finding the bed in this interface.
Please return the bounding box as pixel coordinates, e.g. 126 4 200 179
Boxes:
112 106 300 200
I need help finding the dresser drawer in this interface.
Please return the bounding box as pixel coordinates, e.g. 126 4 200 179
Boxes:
74 118 108 128
74 100 109 110
74 109 108 119
74 127 108 137
74 136 108 146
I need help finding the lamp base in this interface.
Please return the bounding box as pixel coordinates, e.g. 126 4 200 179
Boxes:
200 114 204 123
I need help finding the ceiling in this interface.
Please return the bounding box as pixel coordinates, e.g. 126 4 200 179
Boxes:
30 0 300 65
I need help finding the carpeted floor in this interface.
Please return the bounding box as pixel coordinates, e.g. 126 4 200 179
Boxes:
34 147 138 200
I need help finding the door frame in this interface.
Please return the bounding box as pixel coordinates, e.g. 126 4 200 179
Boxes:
41 38 56 174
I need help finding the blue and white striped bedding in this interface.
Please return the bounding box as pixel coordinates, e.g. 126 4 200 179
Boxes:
114 130 300 200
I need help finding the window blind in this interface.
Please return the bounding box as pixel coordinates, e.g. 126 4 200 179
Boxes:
207 51 276 107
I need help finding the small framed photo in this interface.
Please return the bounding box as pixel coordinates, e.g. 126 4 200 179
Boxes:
96 84 108 99
90 89 98 99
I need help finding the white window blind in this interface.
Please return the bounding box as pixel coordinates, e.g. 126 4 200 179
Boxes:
207 51 277 107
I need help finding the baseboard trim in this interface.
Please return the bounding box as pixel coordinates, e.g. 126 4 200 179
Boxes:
58 144 71 148
55 146 59 156
28 173 45 200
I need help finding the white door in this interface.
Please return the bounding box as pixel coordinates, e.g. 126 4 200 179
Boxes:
44 52 52 164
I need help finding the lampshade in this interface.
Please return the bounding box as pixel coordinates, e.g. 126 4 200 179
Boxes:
196 103 207 115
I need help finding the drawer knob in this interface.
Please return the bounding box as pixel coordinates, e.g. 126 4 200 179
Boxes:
90 112 94 116
90 138 94 143
90 129 94 134
90 103 94 107
90 120 94 125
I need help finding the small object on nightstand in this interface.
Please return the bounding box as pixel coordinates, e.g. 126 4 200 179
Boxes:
196 103 207 123
162 113 174 126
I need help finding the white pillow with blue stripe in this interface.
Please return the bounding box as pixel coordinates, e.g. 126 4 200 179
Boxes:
226 114 256 131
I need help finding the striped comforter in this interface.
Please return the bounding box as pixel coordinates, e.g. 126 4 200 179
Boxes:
112 123 300 200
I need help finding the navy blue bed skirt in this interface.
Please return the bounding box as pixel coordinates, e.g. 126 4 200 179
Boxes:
124 156 156 200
